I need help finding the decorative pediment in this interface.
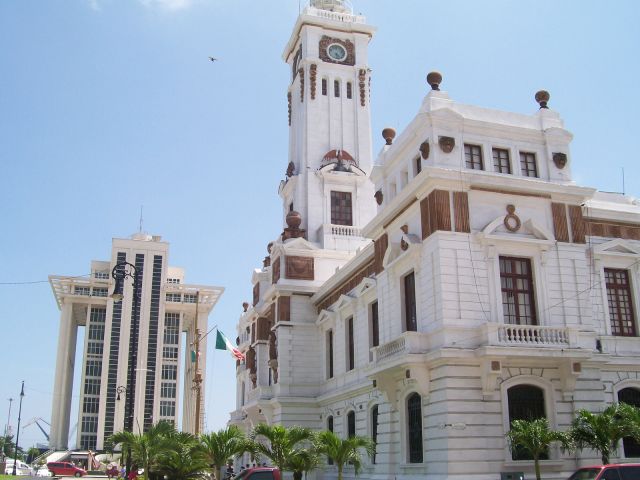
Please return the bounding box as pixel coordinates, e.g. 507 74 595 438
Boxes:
334 294 355 311
276 236 319 253
480 215 554 242
352 277 376 298
317 309 336 325
593 238 640 258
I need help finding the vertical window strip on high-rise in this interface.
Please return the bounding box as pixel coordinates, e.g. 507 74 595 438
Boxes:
124 253 145 429
104 252 126 439
144 255 163 430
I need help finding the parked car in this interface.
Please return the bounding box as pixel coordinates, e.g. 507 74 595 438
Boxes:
4 459 34 476
36 465 53 477
234 467 280 480
567 464 640 480
47 461 88 477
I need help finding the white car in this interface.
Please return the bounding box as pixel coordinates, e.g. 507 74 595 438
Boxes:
4 459 34 476
36 465 53 477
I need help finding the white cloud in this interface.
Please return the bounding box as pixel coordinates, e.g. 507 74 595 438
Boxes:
88 0 102 11
138 0 193 10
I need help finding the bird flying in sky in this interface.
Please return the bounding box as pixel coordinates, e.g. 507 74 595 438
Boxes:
208 56 218 62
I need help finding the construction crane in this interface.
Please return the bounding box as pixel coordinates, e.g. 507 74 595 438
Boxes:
22 417 50 441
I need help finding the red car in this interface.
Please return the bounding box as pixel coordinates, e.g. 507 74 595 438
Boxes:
46 462 88 477
567 464 640 480
234 467 281 480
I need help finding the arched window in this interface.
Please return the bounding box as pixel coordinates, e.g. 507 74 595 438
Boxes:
507 385 547 460
347 410 356 437
407 393 423 463
371 405 379 464
618 387 640 457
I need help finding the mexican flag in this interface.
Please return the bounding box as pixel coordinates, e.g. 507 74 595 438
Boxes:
215 330 245 361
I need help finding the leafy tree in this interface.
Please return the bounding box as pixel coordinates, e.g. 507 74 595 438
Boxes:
27 447 42 464
506 418 572 480
157 432 209 480
249 424 314 474
285 447 319 480
108 421 176 480
314 431 375 480
570 403 640 464
200 426 247 480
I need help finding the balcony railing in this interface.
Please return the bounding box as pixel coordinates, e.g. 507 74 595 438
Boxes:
373 332 430 363
498 324 569 346
318 223 362 237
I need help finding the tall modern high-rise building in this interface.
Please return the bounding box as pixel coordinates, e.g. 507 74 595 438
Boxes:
49 233 223 450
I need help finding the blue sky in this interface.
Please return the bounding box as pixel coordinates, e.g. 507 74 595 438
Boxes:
1 0 639 448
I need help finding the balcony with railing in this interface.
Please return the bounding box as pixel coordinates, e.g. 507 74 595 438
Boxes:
317 223 368 251
483 322 578 348
372 332 430 364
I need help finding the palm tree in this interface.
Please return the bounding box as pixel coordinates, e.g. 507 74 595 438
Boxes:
285 448 319 480
200 426 247 480
157 432 209 480
569 403 640 464
249 424 314 474
314 431 375 480
108 421 176 480
506 418 571 480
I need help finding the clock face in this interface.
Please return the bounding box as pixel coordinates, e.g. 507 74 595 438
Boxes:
327 43 347 62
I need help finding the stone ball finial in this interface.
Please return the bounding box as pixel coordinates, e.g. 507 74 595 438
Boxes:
286 210 302 229
242 302 249 312
427 71 443 91
382 127 396 145
535 90 550 109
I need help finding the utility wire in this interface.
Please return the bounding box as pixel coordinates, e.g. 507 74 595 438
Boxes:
0 273 93 286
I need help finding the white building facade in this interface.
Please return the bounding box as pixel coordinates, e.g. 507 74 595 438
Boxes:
230 1 640 479
49 233 223 451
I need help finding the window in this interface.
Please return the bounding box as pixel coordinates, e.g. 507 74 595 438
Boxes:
370 301 379 348
507 385 547 460
326 330 334 379
346 82 352 99
167 278 180 284
407 393 423 463
162 364 177 380
500 257 537 325
605 269 636 337
371 405 379 464
403 272 417 332
160 382 176 399
492 148 511 174
327 415 334 432
415 155 422 175
163 346 178 359
81 416 98 433
334 80 340 97
346 317 354 371
74 286 90 296
322 78 327 96
94 271 109 279
92 287 108 297
347 411 356 437
166 293 181 302
84 379 101 396
85 360 102 377
184 294 197 303
80 435 97 450
164 313 180 345
87 342 103 356
330 191 353 226
520 152 538 177
159 400 176 417
88 323 105 341
618 387 640 457
465 144 483 170
83 397 100 414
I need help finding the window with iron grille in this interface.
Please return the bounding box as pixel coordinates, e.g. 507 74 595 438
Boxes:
465 144 483 170
330 191 353 226
605 268 637 336
619 388 640 457
334 80 340 97
347 411 356 437
322 78 327 96
346 82 352 99
500 257 537 325
371 405 379 464
346 317 354 371
370 301 379 348
404 272 417 332
326 330 334 379
492 148 511 174
519 152 538 177
508 385 547 460
407 393 423 463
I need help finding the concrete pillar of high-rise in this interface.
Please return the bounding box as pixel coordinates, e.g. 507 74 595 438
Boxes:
50 300 78 449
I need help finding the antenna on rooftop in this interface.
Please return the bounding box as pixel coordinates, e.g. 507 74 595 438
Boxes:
139 205 144 233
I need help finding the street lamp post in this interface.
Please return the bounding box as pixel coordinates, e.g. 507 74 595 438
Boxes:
111 261 141 475
12 382 24 476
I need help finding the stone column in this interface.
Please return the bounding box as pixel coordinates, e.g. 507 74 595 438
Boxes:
50 300 78 449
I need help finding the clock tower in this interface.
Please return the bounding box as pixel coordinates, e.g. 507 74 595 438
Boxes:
280 0 376 252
